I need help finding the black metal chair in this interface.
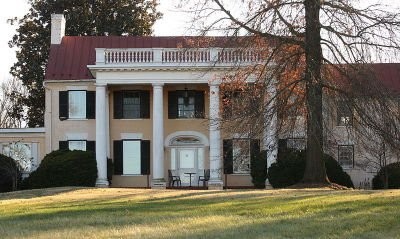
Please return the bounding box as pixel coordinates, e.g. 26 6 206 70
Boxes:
168 169 181 187
198 169 210 187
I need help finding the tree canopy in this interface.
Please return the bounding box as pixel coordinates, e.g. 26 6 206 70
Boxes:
9 0 162 127
182 0 400 186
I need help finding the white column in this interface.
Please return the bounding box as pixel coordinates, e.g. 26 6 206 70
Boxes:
152 83 166 188
95 84 109 187
208 82 224 190
263 79 278 189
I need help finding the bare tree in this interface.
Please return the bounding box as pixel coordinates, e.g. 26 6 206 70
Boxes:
180 0 400 186
0 77 27 128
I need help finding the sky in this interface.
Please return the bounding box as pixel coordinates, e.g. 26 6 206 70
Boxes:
0 0 399 83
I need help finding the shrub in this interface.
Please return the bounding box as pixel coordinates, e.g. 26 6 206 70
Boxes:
372 162 400 189
250 150 268 188
268 149 354 188
0 154 21 192
22 150 97 189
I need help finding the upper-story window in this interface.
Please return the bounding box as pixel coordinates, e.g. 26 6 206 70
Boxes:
59 91 95 120
337 101 353 126
338 145 354 168
168 90 204 119
114 91 150 119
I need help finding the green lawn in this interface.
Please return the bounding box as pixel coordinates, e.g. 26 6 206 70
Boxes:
0 188 399 239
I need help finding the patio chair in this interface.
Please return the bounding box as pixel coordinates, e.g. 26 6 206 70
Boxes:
168 169 181 187
198 169 210 187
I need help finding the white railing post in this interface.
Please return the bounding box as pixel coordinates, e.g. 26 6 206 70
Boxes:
95 48 106 64
153 48 162 63
210 48 220 62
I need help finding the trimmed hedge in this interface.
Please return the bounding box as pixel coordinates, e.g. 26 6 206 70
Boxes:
268 149 354 188
372 162 400 189
251 150 268 188
22 150 97 189
0 154 21 192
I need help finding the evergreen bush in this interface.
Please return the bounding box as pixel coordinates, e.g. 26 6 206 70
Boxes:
268 149 354 188
250 150 268 188
372 162 400 189
22 150 97 189
0 154 21 192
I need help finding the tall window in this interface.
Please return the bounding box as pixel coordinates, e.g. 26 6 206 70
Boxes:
338 145 354 168
168 90 204 119
286 138 306 150
177 95 195 118
114 91 150 119
232 139 251 174
113 140 151 175
59 91 95 120
337 101 352 126
2 142 33 172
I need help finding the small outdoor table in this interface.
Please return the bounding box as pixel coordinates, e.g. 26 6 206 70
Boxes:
184 172 196 187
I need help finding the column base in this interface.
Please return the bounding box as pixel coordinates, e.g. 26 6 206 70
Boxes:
151 180 166 189
265 179 273 189
95 178 109 188
207 180 224 190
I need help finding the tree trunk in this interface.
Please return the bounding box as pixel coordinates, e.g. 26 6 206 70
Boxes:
302 0 329 184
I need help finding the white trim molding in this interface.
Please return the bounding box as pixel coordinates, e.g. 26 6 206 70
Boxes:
165 131 210 147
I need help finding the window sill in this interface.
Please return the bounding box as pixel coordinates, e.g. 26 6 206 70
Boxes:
65 118 89 121
117 118 148 121
230 173 251 176
119 174 145 176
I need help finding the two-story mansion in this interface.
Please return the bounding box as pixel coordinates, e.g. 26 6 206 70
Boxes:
40 14 277 189
3 14 400 189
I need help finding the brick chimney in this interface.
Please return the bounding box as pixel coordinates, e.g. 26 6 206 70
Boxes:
50 14 65 45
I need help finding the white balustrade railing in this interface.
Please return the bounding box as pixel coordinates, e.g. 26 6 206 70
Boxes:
96 48 265 65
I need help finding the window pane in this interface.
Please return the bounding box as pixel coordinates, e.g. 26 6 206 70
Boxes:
177 96 195 118
123 92 141 119
69 91 86 119
69 141 86 151
338 145 353 168
233 139 251 174
123 141 141 174
2 143 32 172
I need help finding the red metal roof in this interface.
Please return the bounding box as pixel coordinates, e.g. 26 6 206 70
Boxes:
44 36 400 92
44 36 247 80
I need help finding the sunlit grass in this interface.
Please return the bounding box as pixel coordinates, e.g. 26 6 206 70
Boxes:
0 187 399 238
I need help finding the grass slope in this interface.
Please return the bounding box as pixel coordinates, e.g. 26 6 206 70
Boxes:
0 188 399 239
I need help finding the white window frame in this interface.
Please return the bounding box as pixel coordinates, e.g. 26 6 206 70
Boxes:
68 140 87 151
68 90 86 119
338 145 354 168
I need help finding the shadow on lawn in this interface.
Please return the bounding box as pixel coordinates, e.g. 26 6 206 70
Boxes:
1 190 399 238
0 187 88 200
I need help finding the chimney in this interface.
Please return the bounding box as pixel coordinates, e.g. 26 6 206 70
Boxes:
50 14 65 44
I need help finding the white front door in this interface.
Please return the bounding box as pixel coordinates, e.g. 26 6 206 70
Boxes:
170 147 205 186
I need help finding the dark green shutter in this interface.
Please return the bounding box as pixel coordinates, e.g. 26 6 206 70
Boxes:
250 139 260 159
141 140 150 175
59 91 69 120
194 91 205 118
59 141 69 150
86 91 96 119
140 91 150 118
223 139 233 174
113 140 123 175
114 91 123 119
168 91 178 119
86 141 96 152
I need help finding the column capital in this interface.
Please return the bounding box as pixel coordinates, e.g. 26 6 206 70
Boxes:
208 80 221 87
152 83 164 87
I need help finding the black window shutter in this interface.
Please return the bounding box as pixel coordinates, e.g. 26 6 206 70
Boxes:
250 139 261 159
114 91 123 119
140 91 150 118
86 91 96 119
168 91 178 119
86 141 96 152
223 139 233 174
194 91 205 118
141 140 151 175
59 141 69 150
59 91 69 120
113 140 123 175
